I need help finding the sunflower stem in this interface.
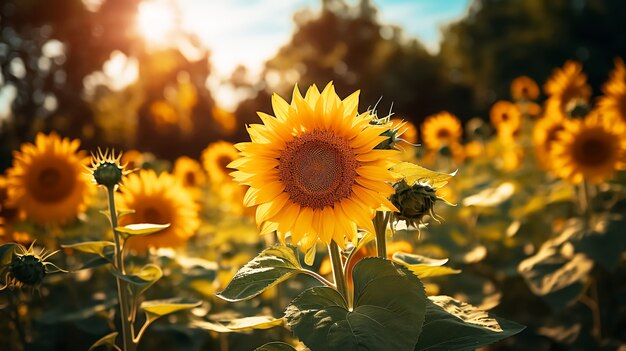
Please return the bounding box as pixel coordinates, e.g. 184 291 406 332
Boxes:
106 186 135 351
328 241 348 304
579 180 592 231
374 211 388 258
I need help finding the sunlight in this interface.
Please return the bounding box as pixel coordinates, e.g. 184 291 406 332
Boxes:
137 0 178 46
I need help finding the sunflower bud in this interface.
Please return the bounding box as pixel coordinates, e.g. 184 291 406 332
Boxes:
390 180 439 227
565 99 590 118
89 149 126 188
370 117 402 150
93 162 124 187
10 253 46 286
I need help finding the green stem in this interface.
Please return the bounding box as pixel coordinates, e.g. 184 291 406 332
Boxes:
106 186 135 351
328 241 348 304
374 211 388 258
579 180 592 231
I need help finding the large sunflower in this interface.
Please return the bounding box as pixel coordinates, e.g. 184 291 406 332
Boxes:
420 112 463 150
6 133 91 226
202 141 240 185
532 115 566 170
511 76 539 101
597 58 626 126
550 112 626 184
117 170 199 252
544 61 592 118
230 83 398 251
490 101 521 132
173 156 206 188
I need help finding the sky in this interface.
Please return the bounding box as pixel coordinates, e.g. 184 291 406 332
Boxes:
175 0 470 76
1 0 471 121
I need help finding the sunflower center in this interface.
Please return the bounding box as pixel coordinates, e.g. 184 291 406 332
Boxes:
436 129 451 140
279 130 358 209
185 171 196 187
573 133 612 166
142 206 168 224
217 156 232 174
521 87 529 98
29 165 75 203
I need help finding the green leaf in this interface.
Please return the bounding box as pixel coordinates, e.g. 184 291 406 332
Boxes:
391 162 457 188
285 258 427 351
0 243 19 265
191 316 283 333
88 332 118 351
141 298 200 321
414 296 525 351
393 252 461 278
217 245 305 302
255 342 297 351
225 316 283 331
115 223 170 236
62 241 115 258
111 264 163 298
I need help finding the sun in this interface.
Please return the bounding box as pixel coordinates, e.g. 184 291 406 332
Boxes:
136 0 179 46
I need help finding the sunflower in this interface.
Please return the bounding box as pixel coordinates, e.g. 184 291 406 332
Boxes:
533 115 566 170
6 133 91 226
229 83 398 251
421 112 463 150
550 112 626 184
117 170 199 252
511 76 539 101
173 156 206 188
202 141 240 185
597 58 626 126
391 118 418 144
544 61 592 119
490 101 521 132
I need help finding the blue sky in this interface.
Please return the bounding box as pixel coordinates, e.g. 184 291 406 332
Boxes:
177 0 470 75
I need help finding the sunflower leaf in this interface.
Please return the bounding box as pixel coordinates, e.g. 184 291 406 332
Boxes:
111 264 163 298
88 331 118 351
285 258 428 351
115 223 170 237
0 243 20 265
141 297 200 323
217 245 307 302
61 241 115 258
255 342 297 351
391 162 457 188
191 316 284 333
414 296 525 351
393 252 461 278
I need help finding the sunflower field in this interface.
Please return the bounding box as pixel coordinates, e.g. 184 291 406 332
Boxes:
1 0 626 350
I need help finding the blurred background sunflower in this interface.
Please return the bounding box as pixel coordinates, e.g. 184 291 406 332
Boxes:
421 111 463 150
550 112 626 184
117 169 200 252
5 133 91 226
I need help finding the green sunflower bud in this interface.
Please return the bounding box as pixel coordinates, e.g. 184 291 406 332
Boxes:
390 180 439 227
93 162 124 187
89 149 126 188
566 99 590 118
10 253 46 286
